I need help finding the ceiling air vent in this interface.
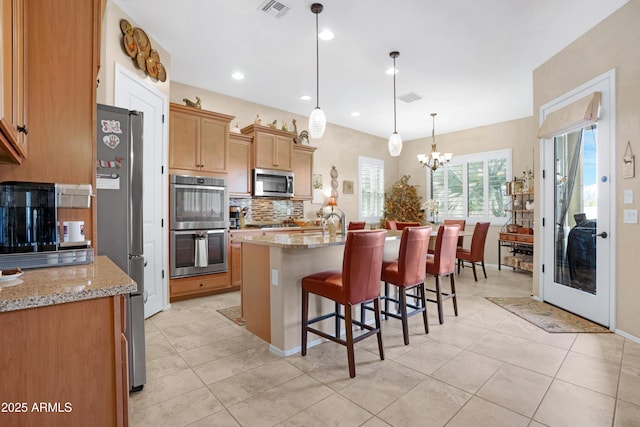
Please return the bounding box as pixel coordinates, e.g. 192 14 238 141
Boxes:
398 91 423 103
258 0 290 19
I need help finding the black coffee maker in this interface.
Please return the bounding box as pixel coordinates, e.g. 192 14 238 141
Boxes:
229 206 241 229
0 181 58 253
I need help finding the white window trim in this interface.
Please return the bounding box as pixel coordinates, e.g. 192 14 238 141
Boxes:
428 148 512 225
358 156 385 223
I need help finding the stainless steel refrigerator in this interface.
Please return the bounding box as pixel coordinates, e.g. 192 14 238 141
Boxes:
96 103 146 392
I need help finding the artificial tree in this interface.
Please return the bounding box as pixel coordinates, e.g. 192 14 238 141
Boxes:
383 175 425 224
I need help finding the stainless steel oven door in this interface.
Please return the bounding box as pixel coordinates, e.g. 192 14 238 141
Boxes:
170 229 228 278
170 183 228 230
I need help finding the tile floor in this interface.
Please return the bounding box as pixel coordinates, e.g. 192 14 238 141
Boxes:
130 268 640 426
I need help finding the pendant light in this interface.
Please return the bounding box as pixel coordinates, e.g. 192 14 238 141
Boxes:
388 51 402 156
309 3 326 139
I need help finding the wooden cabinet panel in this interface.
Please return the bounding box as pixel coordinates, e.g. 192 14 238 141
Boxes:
0 296 127 426
169 110 200 171
228 133 252 196
169 272 236 301
254 132 277 169
241 124 294 171
168 103 234 175
200 117 228 172
230 241 242 288
0 0 99 245
0 0 27 164
292 144 316 200
274 135 292 170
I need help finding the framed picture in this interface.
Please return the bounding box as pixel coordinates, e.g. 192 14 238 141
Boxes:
343 180 354 195
312 174 323 189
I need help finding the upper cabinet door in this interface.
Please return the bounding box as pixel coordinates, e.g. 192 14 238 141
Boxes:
169 110 200 171
168 103 234 176
199 116 228 173
243 125 294 172
0 0 27 164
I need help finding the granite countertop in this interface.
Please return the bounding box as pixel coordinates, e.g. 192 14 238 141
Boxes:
235 229 402 248
230 225 324 233
0 256 136 312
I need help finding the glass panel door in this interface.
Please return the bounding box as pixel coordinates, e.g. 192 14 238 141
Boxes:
553 126 597 294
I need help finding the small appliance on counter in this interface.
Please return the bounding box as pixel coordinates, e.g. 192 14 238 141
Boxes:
0 181 94 270
229 206 241 229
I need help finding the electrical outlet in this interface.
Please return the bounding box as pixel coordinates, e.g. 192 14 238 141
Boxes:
271 269 279 286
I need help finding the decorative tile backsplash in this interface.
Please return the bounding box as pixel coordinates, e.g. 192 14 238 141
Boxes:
230 198 303 222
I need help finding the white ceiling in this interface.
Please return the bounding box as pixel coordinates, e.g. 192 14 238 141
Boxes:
113 0 628 141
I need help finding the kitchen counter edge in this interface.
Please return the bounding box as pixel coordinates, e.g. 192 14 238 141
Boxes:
0 256 136 313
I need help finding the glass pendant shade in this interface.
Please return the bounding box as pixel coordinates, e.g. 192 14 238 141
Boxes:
388 132 402 157
309 107 326 139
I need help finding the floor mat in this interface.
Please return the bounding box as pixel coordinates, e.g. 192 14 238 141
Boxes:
216 305 246 326
486 297 610 333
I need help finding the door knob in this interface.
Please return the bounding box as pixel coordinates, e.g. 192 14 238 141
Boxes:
592 231 608 239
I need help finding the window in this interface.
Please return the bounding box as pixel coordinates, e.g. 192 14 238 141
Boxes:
358 156 384 222
429 149 511 224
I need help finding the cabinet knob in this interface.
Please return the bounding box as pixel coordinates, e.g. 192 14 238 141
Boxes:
199 283 204 287
17 125 28 135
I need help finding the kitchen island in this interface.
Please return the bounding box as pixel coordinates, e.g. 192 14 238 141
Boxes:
0 256 135 427
237 231 402 355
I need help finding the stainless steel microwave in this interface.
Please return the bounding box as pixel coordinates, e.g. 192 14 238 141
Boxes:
252 169 294 198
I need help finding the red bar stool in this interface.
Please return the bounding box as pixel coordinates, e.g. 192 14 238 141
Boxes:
364 226 432 345
347 221 367 230
456 222 491 281
426 224 461 324
443 219 466 249
301 230 387 378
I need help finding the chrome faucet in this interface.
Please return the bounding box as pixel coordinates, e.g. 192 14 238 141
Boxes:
324 207 346 235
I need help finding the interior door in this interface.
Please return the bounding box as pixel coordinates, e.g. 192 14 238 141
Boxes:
115 64 168 319
541 72 615 327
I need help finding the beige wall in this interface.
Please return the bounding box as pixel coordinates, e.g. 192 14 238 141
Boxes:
533 0 640 337
97 2 171 105
170 81 398 225
397 117 538 267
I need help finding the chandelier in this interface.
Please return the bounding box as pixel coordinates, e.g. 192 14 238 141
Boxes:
417 113 452 171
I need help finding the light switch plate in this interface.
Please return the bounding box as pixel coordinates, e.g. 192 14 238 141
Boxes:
624 189 633 204
271 269 279 286
624 209 638 224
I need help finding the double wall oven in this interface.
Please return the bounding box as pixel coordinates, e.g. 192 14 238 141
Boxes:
169 175 228 278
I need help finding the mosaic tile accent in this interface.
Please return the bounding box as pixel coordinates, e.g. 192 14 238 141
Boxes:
230 198 304 222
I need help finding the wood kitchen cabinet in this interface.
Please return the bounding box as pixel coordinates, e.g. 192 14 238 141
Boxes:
0 0 27 164
169 103 234 175
170 272 236 302
242 124 294 171
0 295 128 426
228 132 252 197
292 144 316 200
0 0 100 245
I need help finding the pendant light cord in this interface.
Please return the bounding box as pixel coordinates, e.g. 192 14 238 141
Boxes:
315 11 320 109
393 55 397 133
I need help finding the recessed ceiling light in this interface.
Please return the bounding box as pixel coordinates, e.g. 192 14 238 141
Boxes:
232 72 245 80
351 112 360 117
385 67 398 75
318 29 334 40
300 95 311 101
